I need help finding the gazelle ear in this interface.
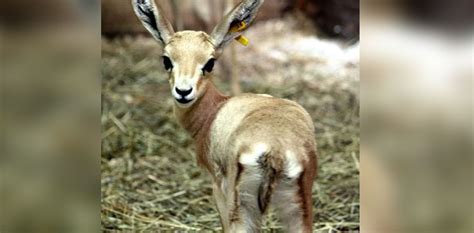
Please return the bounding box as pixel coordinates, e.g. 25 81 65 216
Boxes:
132 0 174 46
210 0 264 50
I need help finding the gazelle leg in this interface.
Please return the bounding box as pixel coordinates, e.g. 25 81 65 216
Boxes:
227 164 264 233
298 169 315 233
273 169 314 233
213 182 230 232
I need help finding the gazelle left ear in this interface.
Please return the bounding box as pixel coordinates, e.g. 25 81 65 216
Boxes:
210 0 264 50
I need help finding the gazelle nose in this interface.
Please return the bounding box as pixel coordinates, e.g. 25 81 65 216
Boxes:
175 87 192 96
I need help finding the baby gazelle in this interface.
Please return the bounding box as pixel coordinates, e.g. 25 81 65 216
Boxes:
132 0 317 232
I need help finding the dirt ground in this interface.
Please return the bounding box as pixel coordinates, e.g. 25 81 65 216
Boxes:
101 16 359 232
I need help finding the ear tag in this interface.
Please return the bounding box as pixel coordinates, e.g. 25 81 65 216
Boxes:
230 21 247 32
230 21 249 46
236 35 249 46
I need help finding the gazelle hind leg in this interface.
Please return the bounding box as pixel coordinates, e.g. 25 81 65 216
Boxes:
228 164 264 232
273 162 315 232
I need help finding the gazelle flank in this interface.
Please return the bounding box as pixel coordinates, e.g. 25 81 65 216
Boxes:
132 0 318 232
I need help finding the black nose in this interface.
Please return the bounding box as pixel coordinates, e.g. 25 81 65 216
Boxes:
175 87 192 96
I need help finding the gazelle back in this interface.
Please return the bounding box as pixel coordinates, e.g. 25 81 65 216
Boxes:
132 0 317 232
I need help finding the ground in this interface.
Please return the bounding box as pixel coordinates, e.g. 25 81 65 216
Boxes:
101 17 359 232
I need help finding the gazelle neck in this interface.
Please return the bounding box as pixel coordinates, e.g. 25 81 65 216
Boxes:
174 81 229 171
174 81 229 136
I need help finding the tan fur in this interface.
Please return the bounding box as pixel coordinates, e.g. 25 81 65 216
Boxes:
174 81 229 173
132 0 317 232
165 31 215 72
209 93 316 232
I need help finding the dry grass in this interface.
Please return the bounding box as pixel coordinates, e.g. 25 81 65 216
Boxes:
101 18 359 232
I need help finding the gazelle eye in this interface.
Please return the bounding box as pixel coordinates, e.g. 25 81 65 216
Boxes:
202 58 215 74
162 56 173 71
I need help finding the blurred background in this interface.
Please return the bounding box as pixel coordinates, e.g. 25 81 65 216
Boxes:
0 0 472 233
361 0 473 232
101 0 359 40
101 0 359 231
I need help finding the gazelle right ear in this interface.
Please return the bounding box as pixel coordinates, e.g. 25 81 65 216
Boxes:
132 0 174 46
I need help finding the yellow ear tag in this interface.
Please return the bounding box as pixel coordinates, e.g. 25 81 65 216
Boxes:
236 35 249 46
229 21 249 46
230 21 247 32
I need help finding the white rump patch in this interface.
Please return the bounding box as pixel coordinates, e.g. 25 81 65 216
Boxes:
285 150 303 178
239 143 268 166
257 94 272 97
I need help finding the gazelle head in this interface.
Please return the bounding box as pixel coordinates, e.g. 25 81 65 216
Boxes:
132 0 263 107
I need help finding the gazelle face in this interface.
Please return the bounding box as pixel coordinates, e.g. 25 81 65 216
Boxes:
162 31 217 108
132 0 264 107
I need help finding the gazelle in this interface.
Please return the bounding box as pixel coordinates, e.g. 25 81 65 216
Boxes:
132 0 317 232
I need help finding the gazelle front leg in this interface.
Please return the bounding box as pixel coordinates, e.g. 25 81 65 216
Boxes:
212 181 230 232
